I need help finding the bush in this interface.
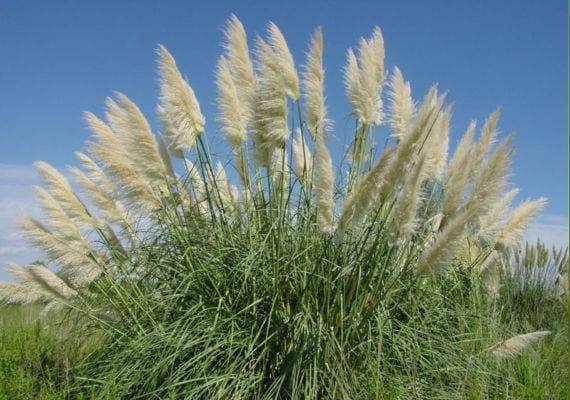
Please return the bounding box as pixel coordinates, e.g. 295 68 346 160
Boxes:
1 16 565 399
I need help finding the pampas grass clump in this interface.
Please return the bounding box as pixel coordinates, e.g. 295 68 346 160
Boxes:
0 16 560 399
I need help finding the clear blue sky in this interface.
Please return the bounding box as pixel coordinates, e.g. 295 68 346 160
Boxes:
0 1 568 261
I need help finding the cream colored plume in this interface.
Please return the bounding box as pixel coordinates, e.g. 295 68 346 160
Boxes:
157 45 205 154
314 134 334 233
85 112 159 211
105 94 166 184
391 155 426 238
253 36 289 155
223 15 256 116
216 56 248 147
344 49 362 122
417 206 476 275
488 331 551 359
69 167 128 228
336 146 394 237
19 215 101 287
388 67 415 141
213 161 236 214
441 121 476 225
156 135 176 180
344 27 385 126
303 27 328 138
379 87 443 200
495 198 547 248
5 263 76 304
292 130 313 181
6 263 54 300
40 301 66 319
478 250 501 297
251 93 272 167
0 282 45 305
471 109 500 178
33 186 83 241
28 264 78 299
267 22 299 100
463 135 513 219
74 152 117 199
33 161 93 226
71 152 129 228
477 188 519 241
6 262 37 284
271 147 289 200
423 105 451 180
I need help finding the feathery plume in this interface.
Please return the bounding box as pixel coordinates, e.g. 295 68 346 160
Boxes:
291 130 313 180
417 206 477 275
441 121 476 224
216 56 248 147
75 152 117 199
344 49 363 122
33 161 93 226
267 22 299 100
271 147 289 200
40 300 66 319
477 188 519 241
156 135 176 180
85 112 159 210
479 250 501 297
33 186 84 240
488 331 551 359
471 109 500 178
29 264 78 299
251 93 272 167
496 198 547 248
303 27 328 138
255 37 289 146
252 37 289 164
0 282 45 305
358 27 384 124
344 27 385 126
70 166 129 228
7 262 77 302
380 87 443 199
70 153 129 228
157 45 205 154
391 155 426 238
5 263 59 303
19 215 101 287
423 105 451 180
6 262 37 283
314 134 334 233
105 94 166 184
223 15 256 116
463 135 513 219
389 66 415 141
336 146 394 237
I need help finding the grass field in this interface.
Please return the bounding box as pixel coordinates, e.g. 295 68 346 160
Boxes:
0 306 101 399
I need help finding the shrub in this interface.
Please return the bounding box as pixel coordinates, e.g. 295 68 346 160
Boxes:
0 15 557 399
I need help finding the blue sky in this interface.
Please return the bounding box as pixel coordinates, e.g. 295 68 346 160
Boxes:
0 1 568 278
